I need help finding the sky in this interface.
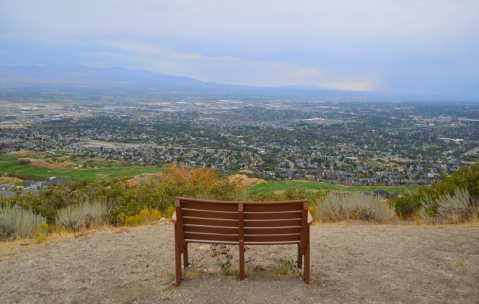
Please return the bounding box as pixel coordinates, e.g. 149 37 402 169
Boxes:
1 0 478 97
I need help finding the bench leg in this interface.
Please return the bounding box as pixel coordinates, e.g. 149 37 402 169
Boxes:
175 229 182 286
183 243 188 269
239 241 245 280
297 244 302 269
304 229 310 284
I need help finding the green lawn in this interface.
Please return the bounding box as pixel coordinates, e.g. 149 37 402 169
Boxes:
0 154 20 161
249 180 416 194
54 150 70 155
0 160 163 181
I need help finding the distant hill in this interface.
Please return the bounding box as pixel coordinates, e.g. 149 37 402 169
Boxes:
280 84 340 91
0 64 205 86
0 64 372 97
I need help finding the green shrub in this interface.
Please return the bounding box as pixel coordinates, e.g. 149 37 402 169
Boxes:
420 188 477 224
17 158 31 165
432 163 479 199
56 200 108 231
318 192 396 222
390 190 428 219
0 204 46 241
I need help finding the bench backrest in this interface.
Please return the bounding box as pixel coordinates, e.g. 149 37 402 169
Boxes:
175 197 309 249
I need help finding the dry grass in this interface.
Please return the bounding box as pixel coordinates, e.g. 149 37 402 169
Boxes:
0 177 23 184
228 174 264 187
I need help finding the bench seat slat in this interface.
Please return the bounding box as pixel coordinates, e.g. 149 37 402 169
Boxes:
244 219 302 227
184 239 240 245
184 224 239 235
244 233 301 243
182 201 238 212
244 211 301 220
245 240 301 245
182 209 238 220
183 217 238 227
184 232 239 243
244 226 301 234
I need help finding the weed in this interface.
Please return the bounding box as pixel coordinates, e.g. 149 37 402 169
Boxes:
34 223 52 244
211 244 235 276
273 258 301 277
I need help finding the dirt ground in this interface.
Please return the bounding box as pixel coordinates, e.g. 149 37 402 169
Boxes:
0 222 478 304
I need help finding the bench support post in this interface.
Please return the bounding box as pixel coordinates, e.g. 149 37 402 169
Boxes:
175 225 182 286
304 226 310 284
297 244 302 269
183 244 188 269
238 203 245 280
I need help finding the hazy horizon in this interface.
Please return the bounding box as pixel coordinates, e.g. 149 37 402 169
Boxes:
1 0 478 98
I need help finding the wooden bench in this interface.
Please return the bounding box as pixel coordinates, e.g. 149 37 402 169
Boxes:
172 197 313 286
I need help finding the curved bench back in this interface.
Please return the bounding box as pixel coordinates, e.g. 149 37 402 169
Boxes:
175 197 308 247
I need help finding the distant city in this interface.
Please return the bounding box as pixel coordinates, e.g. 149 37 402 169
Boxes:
1 79 478 188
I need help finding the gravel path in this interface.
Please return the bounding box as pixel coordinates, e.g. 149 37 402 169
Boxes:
1 222 478 304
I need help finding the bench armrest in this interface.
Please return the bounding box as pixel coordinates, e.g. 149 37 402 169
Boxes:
172 211 177 224
307 211 313 226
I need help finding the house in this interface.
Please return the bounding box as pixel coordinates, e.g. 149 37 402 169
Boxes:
42 177 73 186
21 180 43 189
373 190 392 199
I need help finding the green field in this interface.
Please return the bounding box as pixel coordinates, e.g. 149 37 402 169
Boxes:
249 180 416 194
0 160 163 181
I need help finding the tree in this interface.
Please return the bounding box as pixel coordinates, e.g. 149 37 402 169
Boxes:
432 163 479 201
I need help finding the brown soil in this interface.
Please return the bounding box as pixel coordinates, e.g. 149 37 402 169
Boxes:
1 222 478 304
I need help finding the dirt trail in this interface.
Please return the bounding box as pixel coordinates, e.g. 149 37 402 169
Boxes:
1 222 478 304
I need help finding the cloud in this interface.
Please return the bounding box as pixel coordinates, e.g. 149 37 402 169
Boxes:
294 68 324 78
0 0 478 96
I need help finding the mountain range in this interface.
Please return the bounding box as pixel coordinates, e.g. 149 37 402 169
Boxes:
0 64 341 92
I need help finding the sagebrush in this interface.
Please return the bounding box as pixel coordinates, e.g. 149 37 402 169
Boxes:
420 188 477 224
0 204 46 241
317 192 396 222
56 200 107 231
